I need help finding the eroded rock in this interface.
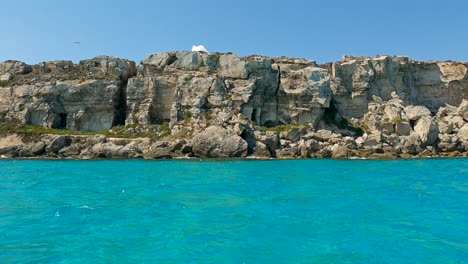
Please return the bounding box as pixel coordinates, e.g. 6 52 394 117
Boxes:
192 126 248 157
414 117 439 146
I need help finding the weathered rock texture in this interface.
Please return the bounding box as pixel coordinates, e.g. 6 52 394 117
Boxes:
0 51 467 159
126 52 331 128
329 55 467 117
0 57 136 131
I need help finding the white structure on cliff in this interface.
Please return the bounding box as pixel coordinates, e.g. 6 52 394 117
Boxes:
191 45 207 52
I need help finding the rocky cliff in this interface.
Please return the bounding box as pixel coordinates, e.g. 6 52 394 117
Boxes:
0 51 467 159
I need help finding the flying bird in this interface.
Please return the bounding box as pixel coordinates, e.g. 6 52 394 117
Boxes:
73 42 81 44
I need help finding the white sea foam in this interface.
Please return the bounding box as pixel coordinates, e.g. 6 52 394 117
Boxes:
79 205 94 210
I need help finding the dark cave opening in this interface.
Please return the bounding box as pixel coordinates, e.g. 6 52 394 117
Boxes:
251 108 258 124
112 81 127 127
54 113 68 129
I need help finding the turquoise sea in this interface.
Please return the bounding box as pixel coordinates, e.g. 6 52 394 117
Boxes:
0 158 467 263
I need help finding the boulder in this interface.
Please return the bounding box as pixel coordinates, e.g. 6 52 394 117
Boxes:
362 133 382 148
395 121 412 136
299 139 320 157
381 121 394 134
399 132 423 154
254 131 279 155
192 126 248 157
144 141 174 159
283 127 307 142
46 136 72 154
443 115 465 129
458 99 468 121
331 144 348 158
91 143 123 158
343 137 357 149
414 117 439 146
437 120 453 134
436 104 458 119
312 129 340 142
360 113 382 133
252 142 271 158
0 146 19 157
30 142 46 155
59 145 82 156
384 105 404 122
171 139 192 155
404 105 431 121
17 146 34 157
457 124 468 141
0 73 12 82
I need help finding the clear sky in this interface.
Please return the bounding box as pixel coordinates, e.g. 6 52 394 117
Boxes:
1 0 467 64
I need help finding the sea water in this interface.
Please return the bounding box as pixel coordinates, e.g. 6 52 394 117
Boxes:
0 158 466 263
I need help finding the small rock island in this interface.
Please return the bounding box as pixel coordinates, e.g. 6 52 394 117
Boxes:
0 51 467 159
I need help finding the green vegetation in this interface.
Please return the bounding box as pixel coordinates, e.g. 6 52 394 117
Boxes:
184 106 192 121
203 111 213 121
0 81 11 87
0 120 171 139
183 75 193 82
239 113 248 121
259 123 306 133
132 116 140 125
184 110 192 120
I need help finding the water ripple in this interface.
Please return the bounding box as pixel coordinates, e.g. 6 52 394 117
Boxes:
0 158 466 263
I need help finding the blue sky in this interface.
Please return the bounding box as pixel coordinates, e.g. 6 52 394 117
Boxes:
1 0 467 64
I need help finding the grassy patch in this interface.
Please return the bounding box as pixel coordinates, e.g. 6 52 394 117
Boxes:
0 81 12 87
184 108 192 121
157 122 171 138
0 120 171 139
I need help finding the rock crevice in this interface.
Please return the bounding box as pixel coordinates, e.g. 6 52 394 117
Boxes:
0 51 467 159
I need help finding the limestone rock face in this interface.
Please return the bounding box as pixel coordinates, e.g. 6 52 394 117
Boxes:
192 125 248 157
0 57 136 131
0 61 32 75
125 52 332 129
1 51 467 159
330 55 468 118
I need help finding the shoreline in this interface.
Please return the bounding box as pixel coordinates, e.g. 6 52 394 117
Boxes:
1 53 467 159
2 155 467 161
1 132 466 161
